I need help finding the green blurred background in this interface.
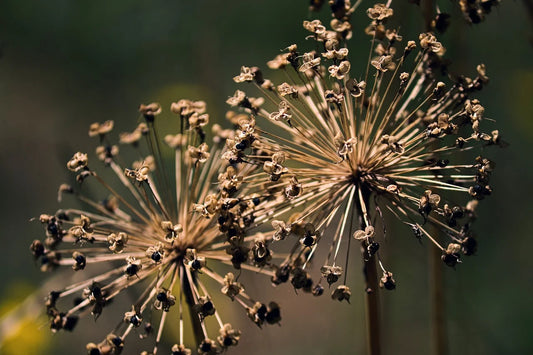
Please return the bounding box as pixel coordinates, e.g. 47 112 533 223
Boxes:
0 1 531 354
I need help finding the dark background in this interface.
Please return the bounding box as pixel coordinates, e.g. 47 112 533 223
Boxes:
0 1 531 354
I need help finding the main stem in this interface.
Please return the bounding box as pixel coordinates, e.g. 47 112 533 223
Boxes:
357 187 381 355
430 244 448 355
181 268 204 347
420 0 448 345
421 0 435 32
363 253 381 355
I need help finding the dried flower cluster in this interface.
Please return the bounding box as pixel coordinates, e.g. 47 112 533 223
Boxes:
223 2 504 299
31 101 282 354
30 1 505 354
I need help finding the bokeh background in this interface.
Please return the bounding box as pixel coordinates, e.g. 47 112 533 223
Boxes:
0 1 531 354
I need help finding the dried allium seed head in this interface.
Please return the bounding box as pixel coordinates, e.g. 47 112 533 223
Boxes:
225 2 502 299
32 101 282 353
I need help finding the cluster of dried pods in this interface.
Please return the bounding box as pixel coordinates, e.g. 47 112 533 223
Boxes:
30 2 503 354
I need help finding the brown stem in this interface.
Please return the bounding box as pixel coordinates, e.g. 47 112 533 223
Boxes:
430 245 448 355
426 73 447 354
357 186 380 355
522 0 533 45
181 269 204 347
421 0 435 32
363 253 381 355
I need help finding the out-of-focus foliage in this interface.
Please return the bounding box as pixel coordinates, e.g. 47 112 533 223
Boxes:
0 283 51 354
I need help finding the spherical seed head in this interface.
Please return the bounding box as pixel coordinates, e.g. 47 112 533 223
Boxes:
33 101 284 353
225 1 502 303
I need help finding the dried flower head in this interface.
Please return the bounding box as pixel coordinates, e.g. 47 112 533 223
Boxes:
224 3 503 295
32 101 282 353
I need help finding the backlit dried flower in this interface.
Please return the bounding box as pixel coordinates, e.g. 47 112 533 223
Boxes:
225 2 502 300
32 102 282 353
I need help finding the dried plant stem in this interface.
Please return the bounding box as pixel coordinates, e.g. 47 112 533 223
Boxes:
421 14 448 343
359 188 380 355
430 244 448 355
363 254 381 355
421 0 435 31
182 273 205 346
